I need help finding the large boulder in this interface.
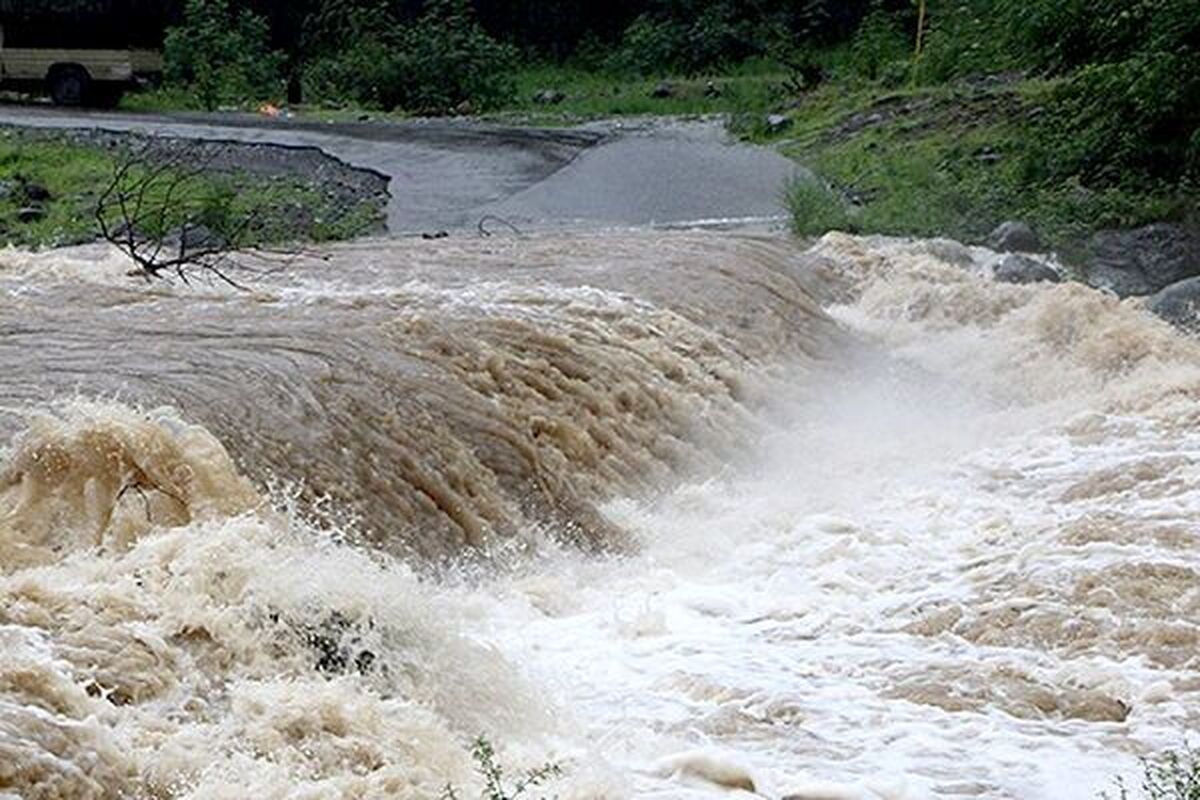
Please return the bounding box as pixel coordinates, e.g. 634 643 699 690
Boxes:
994 253 1061 285
1148 276 1200 331
1083 223 1200 297
988 220 1041 253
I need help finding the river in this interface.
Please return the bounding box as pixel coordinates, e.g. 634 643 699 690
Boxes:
0 231 1196 799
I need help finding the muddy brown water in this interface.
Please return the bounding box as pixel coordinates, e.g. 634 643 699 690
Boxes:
0 232 835 562
0 231 1197 800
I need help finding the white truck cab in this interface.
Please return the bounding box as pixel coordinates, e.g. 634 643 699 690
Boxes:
0 22 163 106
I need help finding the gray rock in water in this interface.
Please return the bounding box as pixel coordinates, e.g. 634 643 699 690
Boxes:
1148 276 1200 331
765 114 792 134
167 223 228 253
532 89 565 105
650 81 675 99
1084 223 1200 297
16 206 45 223
994 253 1061 285
922 238 974 267
988 220 1041 253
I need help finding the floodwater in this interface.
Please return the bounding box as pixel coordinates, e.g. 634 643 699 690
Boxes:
0 231 1196 799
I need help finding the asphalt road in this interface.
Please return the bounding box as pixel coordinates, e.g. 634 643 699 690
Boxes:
0 106 805 234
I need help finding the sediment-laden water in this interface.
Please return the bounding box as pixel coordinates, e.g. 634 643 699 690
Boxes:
0 231 1196 799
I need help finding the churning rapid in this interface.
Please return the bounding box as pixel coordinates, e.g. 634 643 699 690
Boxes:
0 230 1197 799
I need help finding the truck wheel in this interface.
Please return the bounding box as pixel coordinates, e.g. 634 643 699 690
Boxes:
48 66 89 107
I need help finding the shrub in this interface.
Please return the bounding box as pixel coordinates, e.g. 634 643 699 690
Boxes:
163 0 283 111
303 0 516 113
609 14 689 75
1105 745 1200 800
441 736 562 800
389 0 518 112
915 1 1015 84
1014 0 1200 185
846 5 909 82
609 2 792 76
789 178 853 236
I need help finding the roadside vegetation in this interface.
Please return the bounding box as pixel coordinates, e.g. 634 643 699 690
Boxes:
441 736 562 800
0 129 382 250
1104 745 1200 800
111 0 1197 254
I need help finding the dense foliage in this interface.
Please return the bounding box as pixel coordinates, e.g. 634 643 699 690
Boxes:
163 0 282 110
299 0 516 111
15 0 1192 191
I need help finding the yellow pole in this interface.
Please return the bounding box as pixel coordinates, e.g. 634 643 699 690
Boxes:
913 0 927 82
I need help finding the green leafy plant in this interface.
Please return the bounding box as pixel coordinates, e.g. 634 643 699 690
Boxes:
788 178 853 236
163 0 284 111
441 736 563 800
302 0 516 113
847 3 909 81
1105 745 1200 800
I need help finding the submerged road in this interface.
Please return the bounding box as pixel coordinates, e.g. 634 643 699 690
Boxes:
0 106 805 234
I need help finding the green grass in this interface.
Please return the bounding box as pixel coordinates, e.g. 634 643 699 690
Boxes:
0 131 115 248
779 80 1196 254
0 130 381 250
490 59 788 124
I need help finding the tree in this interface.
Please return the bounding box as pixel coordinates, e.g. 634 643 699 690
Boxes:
163 0 283 110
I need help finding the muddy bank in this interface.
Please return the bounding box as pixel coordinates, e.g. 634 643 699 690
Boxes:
0 108 804 233
1 125 391 240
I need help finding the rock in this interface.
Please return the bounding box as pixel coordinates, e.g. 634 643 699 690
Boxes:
20 181 51 203
167 223 227 253
16 206 45 223
454 99 474 115
974 145 1002 164
994 253 1061 285
532 89 565 105
650 81 675 99
1084 223 1200 297
922 238 974 267
764 113 792 134
1148 276 1200 331
988 220 1041 253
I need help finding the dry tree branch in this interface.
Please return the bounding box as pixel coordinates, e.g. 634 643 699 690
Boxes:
96 140 379 288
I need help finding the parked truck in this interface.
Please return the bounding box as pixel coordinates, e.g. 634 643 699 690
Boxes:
0 0 173 106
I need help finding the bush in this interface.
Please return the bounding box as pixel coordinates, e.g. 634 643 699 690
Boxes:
846 5 910 82
302 3 401 112
915 1 1014 84
303 0 516 113
390 0 518 112
163 0 283 111
789 178 853 236
441 736 562 800
1105 744 1200 800
1012 0 1200 185
609 2 793 76
609 14 689 75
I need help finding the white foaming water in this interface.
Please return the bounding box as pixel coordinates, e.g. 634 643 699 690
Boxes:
1 232 1197 799
446 235 1200 799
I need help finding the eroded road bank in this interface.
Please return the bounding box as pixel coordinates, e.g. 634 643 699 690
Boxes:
0 107 804 234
